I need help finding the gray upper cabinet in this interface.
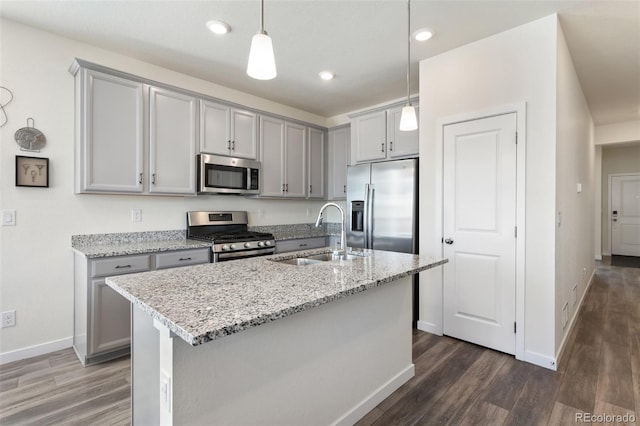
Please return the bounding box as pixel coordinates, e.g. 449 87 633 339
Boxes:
386 105 420 159
307 127 325 199
71 61 197 196
200 100 258 159
259 116 307 198
327 126 349 200
74 68 145 193
149 87 197 195
350 104 419 164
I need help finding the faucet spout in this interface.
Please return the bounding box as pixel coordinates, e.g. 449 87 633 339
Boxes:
315 202 347 255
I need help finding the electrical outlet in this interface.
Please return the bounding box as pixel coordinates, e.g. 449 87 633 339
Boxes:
131 209 142 223
1 310 16 328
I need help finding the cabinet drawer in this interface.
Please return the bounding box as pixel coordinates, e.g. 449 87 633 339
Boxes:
155 248 210 270
276 237 328 253
91 255 151 278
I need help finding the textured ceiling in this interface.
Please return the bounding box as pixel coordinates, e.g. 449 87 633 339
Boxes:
1 0 638 124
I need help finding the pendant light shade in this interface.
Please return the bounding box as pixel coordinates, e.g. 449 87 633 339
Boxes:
399 105 418 131
400 0 418 131
247 0 277 80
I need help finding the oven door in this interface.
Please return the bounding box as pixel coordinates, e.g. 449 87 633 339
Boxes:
214 247 275 262
198 154 260 195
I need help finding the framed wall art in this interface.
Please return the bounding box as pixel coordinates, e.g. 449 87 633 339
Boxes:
16 155 49 188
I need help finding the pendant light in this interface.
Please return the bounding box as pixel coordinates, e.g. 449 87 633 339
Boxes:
247 0 277 80
399 0 418 131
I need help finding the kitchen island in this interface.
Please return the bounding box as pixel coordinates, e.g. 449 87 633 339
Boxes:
106 247 446 426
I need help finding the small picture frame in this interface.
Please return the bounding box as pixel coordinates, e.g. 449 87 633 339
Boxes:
16 156 49 188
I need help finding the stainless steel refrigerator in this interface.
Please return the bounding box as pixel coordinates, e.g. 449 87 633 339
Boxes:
346 159 418 254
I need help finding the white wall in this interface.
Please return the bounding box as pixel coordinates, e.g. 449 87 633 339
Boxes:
418 15 560 367
595 120 640 145
0 20 332 357
554 23 595 354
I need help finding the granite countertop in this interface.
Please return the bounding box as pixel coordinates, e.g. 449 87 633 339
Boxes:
106 247 447 346
72 230 212 258
72 224 341 258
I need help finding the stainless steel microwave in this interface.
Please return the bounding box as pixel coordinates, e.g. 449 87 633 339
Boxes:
197 154 260 195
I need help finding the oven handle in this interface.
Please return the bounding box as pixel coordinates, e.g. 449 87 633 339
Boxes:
214 247 275 261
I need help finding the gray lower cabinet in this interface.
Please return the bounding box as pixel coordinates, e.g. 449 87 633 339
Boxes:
73 248 210 365
275 237 328 254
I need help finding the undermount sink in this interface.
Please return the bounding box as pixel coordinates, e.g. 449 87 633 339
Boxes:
273 252 358 266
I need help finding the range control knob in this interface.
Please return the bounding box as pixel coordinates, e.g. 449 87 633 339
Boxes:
244 242 251 248
229 244 236 250
258 241 265 247
221 245 230 251
265 240 272 246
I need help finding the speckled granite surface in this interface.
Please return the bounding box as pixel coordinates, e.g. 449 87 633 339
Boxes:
106 248 447 346
249 223 341 240
72 230 211 258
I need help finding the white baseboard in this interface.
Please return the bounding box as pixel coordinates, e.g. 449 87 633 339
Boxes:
416 320 443 336
0 336 73 365
334 364 415 426
523 350 557 371
554 268 596 371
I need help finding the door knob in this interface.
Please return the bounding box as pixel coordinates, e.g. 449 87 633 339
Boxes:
444 238 454 245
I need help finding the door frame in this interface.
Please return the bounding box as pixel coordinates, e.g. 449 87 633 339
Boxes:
435 102 526 362
607 172 640 255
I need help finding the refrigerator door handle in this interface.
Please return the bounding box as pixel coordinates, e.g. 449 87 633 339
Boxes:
367 185 375 248
363 184 370 248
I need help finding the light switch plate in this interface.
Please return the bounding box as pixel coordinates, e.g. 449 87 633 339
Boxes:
2 210 16 226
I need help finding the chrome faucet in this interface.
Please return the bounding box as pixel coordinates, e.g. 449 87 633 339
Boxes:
315 202 347 255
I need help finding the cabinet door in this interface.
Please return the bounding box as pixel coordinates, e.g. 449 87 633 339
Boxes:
230 109 258 159
149 87 197 195
351 111 387 163
285 122 307 198
328 127 349 200
260 116 285 197
200 100 231 156
387 106 419 158
79 69 144 193
308 128 325 199
89 279 131 355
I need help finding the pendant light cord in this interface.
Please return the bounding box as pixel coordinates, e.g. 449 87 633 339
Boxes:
406 0 411 105
260 0 266 34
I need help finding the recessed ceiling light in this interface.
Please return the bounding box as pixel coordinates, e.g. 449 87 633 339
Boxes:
319 71 335 81
413 28 435 42
206 20 231 35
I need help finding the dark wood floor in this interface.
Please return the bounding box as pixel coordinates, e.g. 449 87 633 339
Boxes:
1 260 638 425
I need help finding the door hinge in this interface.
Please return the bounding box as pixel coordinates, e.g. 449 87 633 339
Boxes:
515 132 518 144
514 226 517 238
514 322 517 333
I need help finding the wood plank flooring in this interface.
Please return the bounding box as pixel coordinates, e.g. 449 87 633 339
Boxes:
1 260 638 425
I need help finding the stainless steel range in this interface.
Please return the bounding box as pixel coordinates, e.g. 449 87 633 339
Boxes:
186 211 275 262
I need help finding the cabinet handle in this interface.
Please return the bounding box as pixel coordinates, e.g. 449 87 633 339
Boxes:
179 257 192 261
282 184 285 192
227 140 231 150
299 243 308 247
115 264 132 269
286 183 289 192
152 173 156 185
390 141 393 151
232 141 235 151
139 173 143 184
381 143 385 152
310 185 312 193
343 185 346 193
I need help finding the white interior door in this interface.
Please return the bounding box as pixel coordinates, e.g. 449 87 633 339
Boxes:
611 174 640 256
443 113 517 355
